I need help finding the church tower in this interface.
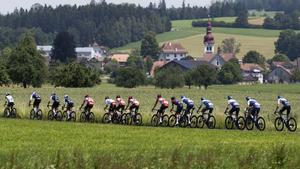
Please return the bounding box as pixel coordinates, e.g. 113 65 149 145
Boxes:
203 20 215 54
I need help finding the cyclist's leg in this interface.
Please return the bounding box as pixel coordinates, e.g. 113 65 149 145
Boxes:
286 106 291 119
176 106 182 124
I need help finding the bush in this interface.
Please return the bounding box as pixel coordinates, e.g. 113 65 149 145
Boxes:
218 61 242 84
113 67 146 88
154 66 185 89
192 65 217 89
51 62 101 87
243 50 266 67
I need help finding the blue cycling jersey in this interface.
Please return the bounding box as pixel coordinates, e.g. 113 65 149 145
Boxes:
278 98 290 107
51 95 59 102
172 99 183 107
182 98 194 106
32 93 41 100
65 98 73 104
201 100 214 108
248 99 260 108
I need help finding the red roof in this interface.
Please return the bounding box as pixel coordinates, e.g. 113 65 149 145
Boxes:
199 53 235 63
275 65 293 75
240 63 263 71
161 42 187 54
151 61 168 77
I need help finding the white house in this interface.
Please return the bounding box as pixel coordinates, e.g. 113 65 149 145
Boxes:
159 42 188 61
240 63 264 84
37 45 52 58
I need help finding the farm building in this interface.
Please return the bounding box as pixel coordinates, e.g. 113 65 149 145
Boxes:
158 42 188 61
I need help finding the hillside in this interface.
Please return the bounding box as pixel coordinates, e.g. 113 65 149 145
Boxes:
115 19 280 59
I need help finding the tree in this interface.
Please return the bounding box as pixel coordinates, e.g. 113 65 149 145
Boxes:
221 38 241 54
140 32 159 60
243 50 266 66
234 2 248 28
127 55 145 70
267 54 289 64
184 70 193 89
0 61 10 86
104 60 120 74
51 31 76 63
154 66 185 89
7 33 47 88
275 30 300 61
114 67 145 88
192 65 217 89
144 56 153 75
292 70 300 82
218 61 242 84
51 62 101 87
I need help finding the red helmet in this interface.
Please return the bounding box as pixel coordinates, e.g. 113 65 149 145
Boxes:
128 96 133 100
116 95 121 99
157 94 162 98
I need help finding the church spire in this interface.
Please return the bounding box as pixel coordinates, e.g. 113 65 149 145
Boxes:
204 18 215 54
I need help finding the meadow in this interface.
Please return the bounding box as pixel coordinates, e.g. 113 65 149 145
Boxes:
0 83 299 168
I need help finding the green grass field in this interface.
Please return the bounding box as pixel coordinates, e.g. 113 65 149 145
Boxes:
0 84 299 168
115 19 281 59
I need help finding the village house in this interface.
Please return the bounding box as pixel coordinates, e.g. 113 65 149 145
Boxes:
109 53 130 66
159 42 188 61
240 63 264 84
267 61 295 83
159 60 216 72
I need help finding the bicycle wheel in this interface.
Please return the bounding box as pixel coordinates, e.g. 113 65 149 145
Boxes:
161 114 169 127
245 117 254 130
89 112 95 123
121 113 128 125
36 109 43 120
274 117 284 131
179 116 188 127
69 111 76 122
256 117 266 131
287 117 297 132
168 115 176 127
207 115 216 129
102 113 111 123
111 113 120 124
80 112 86 122
225 116 234 129
3 108 10 117
135 113 143 126
62 111 68 121
236 116 246 130
151 114 159 127
48 110 54 120
10 108 17 118
190 115 198 128
56 111 63 121
29 109 35 119
197 116 205 128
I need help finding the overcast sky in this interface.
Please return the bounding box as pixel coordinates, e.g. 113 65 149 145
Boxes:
0 0 213 14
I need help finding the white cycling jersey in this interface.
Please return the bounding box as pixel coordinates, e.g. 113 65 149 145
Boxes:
6 95 14 103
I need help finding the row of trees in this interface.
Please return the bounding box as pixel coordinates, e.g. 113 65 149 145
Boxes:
0 1 171 49
263 12 300 30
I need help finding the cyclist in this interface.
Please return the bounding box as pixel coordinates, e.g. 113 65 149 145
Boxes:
47 93 60 116
79 95 94 115
29 92 41 113
181 96 194 125
198 97 214 115
4 93 15 116
63 95 74 120
275 96 291 118
245 96 261 121
225 96 240 118
170 97 183 125
125 96 140 115
151 94 169 124
104 96 117 121
116 95 126 114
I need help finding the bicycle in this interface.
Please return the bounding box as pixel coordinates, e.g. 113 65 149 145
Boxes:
169 109 191 127
62 105 76 122
79 108 95 123
151 109 168 127
47 105 62 121
224 110 245 130
124 108 143 126
29 104 43 120
244 109 266 131
195 109 216 129
102 109 119 124
3 105 17 118
273 111 297 132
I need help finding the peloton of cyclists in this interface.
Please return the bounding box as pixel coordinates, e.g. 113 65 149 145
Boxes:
152 94 169 124
170 96 183 126
275 96 291 118
225 96 240 118
29 92 42 113
245 96 261 121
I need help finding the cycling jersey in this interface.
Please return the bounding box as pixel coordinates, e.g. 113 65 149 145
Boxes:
50 95 59 103
65 98 74 105
228 99 240 109
6 95 14 103
200 99 213 108
247 99 260 108
129 98 140 106
30 93 41 101
172 99 183 108
278 98 290 107
85 97 94 106
116 98 126 106
105 99 116 106
182 97 194 107
158 98 169 107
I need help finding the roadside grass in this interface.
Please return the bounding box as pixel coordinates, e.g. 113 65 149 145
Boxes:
0 119 299 168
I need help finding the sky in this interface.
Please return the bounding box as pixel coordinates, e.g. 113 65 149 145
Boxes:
0 0 213 14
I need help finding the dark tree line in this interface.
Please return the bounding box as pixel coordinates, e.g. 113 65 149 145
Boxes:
0 1 171 48
263 12 300 30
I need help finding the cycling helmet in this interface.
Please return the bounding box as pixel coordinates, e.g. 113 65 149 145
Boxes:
85 95 89 98
128 96 133 100
227 96 233 100
171 96 176 100
32 92 36 95
181 96 186 99
277 96 282 99
245 96 251 101
5 92 10 96
64 95 69 99
116 95 121 99
105 96 109 100
51 92 56 96
157 94 162 98
200 97 205 101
